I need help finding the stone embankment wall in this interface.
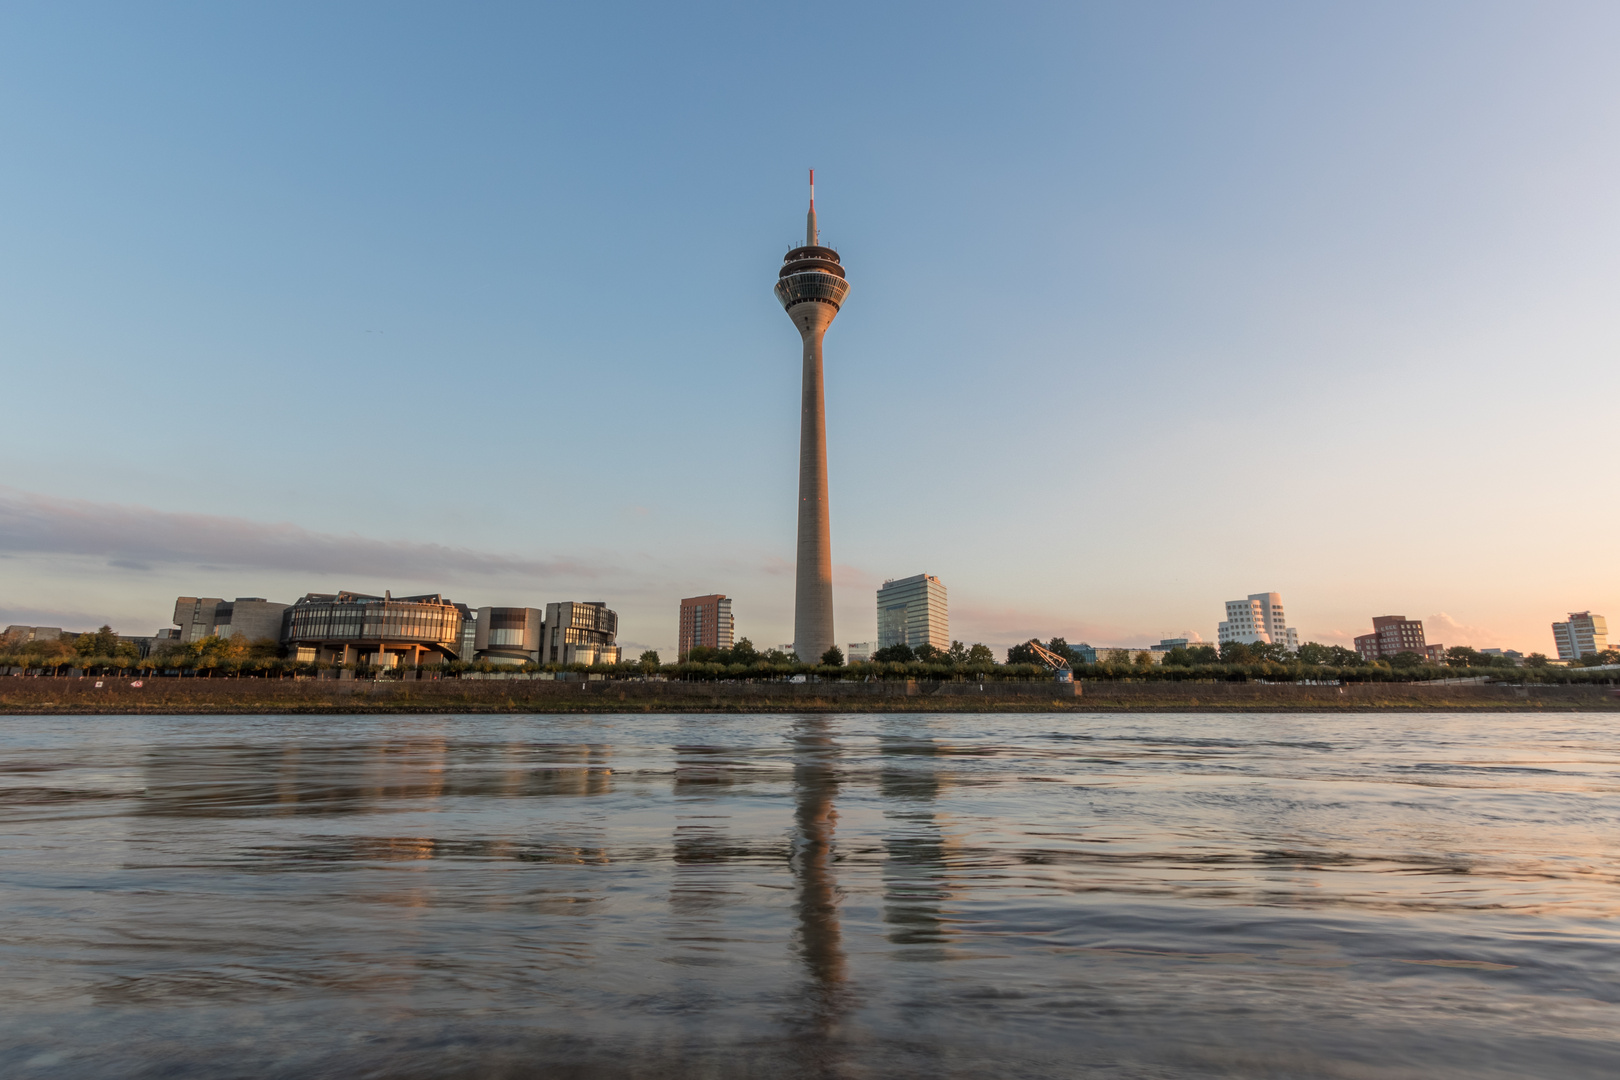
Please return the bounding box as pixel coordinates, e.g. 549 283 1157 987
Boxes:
0 676 1615 714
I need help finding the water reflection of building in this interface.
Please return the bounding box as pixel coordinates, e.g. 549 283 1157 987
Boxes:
138 737 614 817
879 731 959 953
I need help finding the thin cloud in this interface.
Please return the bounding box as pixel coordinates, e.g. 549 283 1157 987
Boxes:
0 487 607 581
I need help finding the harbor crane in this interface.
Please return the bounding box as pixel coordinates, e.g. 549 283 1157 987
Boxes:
1021 639 1074 685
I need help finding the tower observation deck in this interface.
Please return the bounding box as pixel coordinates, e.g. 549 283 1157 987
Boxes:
775 171 849 663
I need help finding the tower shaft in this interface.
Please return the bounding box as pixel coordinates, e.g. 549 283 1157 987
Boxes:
774 173 849 664
794 304 835 661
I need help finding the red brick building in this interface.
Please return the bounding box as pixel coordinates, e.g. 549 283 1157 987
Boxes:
1354 615 1444 663
678 594 734 657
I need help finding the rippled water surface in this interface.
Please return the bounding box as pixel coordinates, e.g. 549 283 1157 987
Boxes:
3 712 1619 1078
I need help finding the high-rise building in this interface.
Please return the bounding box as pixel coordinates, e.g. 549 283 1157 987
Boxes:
1552 612 1608 660
776 171 850 664
1217 593 1299 651
1354 616 1443 663
876 574 949 652
678 594 734 657
543 601 620 666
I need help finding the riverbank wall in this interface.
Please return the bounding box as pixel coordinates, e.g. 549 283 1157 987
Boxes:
1 676 1616 714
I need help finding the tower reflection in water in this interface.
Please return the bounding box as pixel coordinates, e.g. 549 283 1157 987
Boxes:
789 717 847 1022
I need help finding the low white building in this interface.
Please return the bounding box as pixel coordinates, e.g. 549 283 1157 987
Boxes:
1217 593 1299 652
845 642 877 663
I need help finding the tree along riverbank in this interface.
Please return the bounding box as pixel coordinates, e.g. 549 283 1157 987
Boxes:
2 676 1615 714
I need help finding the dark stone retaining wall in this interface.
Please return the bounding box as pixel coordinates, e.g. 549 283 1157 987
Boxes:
1 676 1615 714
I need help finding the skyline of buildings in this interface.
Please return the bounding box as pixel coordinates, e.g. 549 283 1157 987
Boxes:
9 580 1609 670
7 593 1612 669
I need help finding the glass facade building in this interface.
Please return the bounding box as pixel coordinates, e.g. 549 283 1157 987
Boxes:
1552 612 1608 660
876 574 949 652
283 591 464 666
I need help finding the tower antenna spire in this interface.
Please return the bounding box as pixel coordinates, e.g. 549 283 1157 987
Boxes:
806 168 818 247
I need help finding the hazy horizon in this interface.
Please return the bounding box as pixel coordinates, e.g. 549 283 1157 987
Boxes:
3 3 1616 658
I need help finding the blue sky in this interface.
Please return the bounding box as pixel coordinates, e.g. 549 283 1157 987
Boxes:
2 2 1616 657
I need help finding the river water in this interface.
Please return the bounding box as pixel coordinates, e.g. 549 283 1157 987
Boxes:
2 711 1617 1078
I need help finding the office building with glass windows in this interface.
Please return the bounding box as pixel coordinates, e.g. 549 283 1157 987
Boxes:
1553 611 1608 660
876 574 949 652
678 594 734 657
283 591 464 667
543 601 620 665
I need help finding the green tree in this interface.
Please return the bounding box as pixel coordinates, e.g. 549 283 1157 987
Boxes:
732 638 759 664
1187 644 1219 663
947 640 969 663
638 650 660 672
685 645 717 663
873 643 915 663
1445 645 1481 668
1525 652 1551 668
1219 641 1256 664
967 643 995 664
74 625 120 659
1005 641 1040 665
914 643 944 663
820 645 844 666
1388 650 1424 669
1162 646 1192 666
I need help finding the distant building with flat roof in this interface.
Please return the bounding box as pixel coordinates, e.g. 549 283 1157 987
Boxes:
1552 612 1608 660
876 574 948 652
678 595 734 657
170 597 289 643
845 641 876 663
4 625 65 643
544 601 620 666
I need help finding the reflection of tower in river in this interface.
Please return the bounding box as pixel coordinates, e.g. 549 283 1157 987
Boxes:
790 717 848 998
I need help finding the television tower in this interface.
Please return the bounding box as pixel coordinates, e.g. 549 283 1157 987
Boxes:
775 170 850 663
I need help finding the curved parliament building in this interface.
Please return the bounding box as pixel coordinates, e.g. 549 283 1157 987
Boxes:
284 591 465 667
